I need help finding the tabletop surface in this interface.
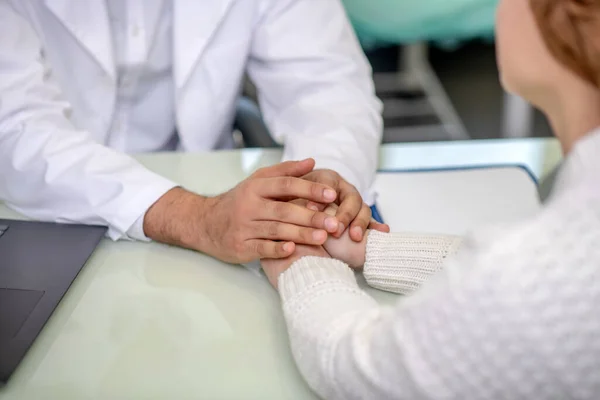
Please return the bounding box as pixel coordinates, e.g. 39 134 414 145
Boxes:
0 139 561 400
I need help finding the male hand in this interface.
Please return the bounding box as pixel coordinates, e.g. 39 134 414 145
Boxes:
261 244 331 289
302 169 389 241
143 159 341 264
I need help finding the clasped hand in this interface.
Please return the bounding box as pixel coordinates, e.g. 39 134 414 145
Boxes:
197 158 386 264
261 203 389 288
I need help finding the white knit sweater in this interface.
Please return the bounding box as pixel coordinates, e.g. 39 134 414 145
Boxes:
363 232 462 295
278 131 600 400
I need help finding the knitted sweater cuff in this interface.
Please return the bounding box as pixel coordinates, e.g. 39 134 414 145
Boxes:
363 230 462 295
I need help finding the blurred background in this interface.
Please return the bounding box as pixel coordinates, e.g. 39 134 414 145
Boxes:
235 0 552 148
368 41 552 143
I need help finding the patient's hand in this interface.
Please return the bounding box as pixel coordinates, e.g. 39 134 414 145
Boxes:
261 245 330 289
324 226 368 269
302 202 386 268
316 204 367 269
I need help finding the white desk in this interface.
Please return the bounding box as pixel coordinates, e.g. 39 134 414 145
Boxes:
0 139 561 400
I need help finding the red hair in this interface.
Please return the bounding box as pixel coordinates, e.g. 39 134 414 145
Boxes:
530 0 600 87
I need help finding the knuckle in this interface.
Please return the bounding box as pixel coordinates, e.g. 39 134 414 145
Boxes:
238 178 251 190
310 210 323 227
301 228 314 242
267 222 280 238
272 202 289 220
232 229 247 249
347 192 361 202
240 199 261 218
355 217 369 228
341 188 358 201
254 241 266 257
233 240 246 256
323 170 338 182
253 166 267 177
235 187 251 203
279 177 294 192
359 205 372 220
339 210 354 223
246 180 261 195
350 197 364 210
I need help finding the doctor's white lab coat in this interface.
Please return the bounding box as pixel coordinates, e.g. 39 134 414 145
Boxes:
0 0 382 239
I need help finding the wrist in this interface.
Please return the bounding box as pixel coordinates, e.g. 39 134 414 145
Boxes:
343 231 367 269
143 187 210 251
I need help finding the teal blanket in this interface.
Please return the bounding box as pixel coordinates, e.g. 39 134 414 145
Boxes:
342 0 498 49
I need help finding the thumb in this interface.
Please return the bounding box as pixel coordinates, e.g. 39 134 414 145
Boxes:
253 158 315 178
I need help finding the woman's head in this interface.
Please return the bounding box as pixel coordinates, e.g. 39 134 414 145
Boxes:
496 0 600 151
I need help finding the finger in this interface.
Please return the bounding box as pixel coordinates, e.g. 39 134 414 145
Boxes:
247 239 295 259
349 203 372 241
369 220 391 233
261 201 339 233
258 176 337 203
289 199 328 213
252 158 315 179
289 198 309 207
333 183 362 237
323 203 339 216
305 171 340 191
255 221 328 245
306 201 327 212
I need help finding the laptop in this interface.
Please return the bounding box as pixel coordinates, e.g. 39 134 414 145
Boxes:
0 219 106 383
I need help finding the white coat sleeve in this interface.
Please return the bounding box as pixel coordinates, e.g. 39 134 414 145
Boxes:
0 2 176 240
247 0 383 204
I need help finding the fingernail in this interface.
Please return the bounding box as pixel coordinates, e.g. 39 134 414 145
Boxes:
323 189 336 201
283 242 294 252
324 217 338 232
312 230 326 242
352 226 363 239
308 204 319 211
337 222 344 235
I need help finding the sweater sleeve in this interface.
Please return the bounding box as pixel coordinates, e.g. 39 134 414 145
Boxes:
278 189 600 400
363 230 462 295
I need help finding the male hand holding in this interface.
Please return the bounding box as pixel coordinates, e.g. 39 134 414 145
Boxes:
143 158 344 264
